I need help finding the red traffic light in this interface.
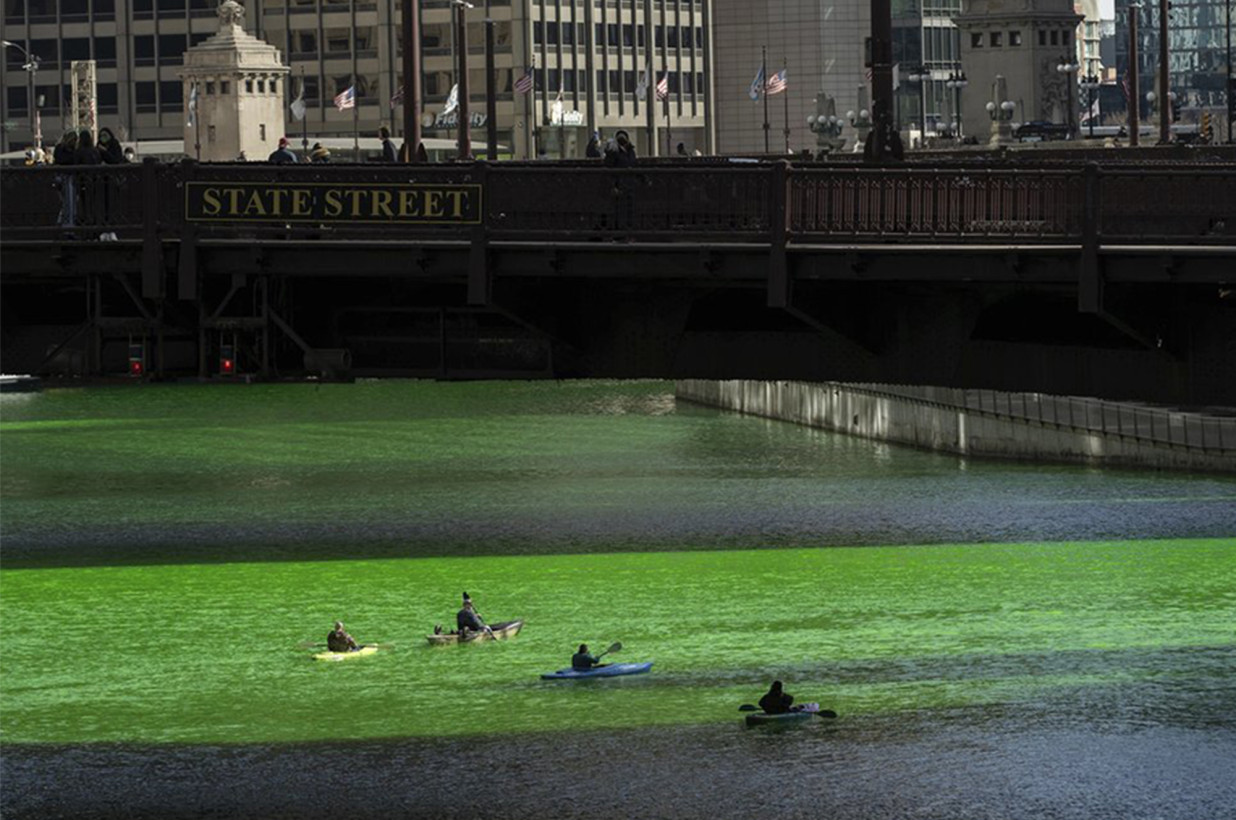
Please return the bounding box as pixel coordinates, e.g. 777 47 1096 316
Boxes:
129 359 144 376
221 357 235 375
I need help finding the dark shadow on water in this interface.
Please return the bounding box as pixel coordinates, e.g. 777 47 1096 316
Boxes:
4 706 1235 820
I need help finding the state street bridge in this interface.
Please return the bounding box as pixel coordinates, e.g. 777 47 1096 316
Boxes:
1 157 1234 405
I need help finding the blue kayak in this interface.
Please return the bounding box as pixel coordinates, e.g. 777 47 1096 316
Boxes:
541 662 653 680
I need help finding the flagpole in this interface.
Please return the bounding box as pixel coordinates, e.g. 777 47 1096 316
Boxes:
666 76 672 157
300 67 308 156
782 64 790 153
524 71 533 159
193 83 201 160
351 0 360 161
762 46 770 153
401 0 422 162
644 0 658 156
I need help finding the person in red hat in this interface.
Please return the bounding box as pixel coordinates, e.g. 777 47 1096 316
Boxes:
268 136 299 164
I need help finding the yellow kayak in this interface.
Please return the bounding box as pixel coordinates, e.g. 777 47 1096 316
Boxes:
313 645 379 662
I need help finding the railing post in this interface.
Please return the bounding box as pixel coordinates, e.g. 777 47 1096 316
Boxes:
1078 162 1101 314
141 157 164 300
467 161 490 306
767 160 790 308
178 159 197 301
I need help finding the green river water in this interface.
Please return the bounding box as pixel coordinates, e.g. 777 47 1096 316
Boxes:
2 380 1234 819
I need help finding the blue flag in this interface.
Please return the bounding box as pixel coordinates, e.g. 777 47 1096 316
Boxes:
748 66 765 101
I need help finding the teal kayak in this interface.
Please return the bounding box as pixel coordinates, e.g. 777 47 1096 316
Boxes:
541 662 653 680
744 703 826 726
745 710 814 726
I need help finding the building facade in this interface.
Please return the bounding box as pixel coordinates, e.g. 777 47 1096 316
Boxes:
1 0 220 154
1114 0 1232 129
2 0 713 158
954 0 1083 138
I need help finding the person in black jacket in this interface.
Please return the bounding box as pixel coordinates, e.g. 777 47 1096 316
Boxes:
455 592 494 638
585 132 602 158
73 130 101 165
603 130 637 167
758 681 795 714
98 127 126 164
52 131 77 166
379 126 397 162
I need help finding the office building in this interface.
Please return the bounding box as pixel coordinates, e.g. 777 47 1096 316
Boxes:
1 0 714 159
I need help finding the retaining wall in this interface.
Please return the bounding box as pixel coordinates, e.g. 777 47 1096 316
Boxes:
675 380 1236 473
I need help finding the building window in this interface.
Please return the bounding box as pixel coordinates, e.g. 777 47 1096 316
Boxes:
206 81 215 94
1062 31 1070 46
220 81 230 94
1009 31 1021 46
259 123 266 141
257 79 265 93
208 124 216 142
1039 30 1046 46
245 78 253 93
160 80 183 111
1050 30 1058 45
135 81 157 113
971 32 982 48
990 32 1002 47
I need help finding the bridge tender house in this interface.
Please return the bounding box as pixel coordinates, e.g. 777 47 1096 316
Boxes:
186 182 482 224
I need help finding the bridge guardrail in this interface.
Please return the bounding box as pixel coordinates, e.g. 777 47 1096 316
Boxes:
1 160 1233 246
848 382 1235 453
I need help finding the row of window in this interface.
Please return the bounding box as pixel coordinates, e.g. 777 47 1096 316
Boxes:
971 29 1071 49
535 22 704 50
5 81 118 114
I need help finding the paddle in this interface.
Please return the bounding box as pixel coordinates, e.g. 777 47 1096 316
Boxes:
738 703 837 718
594 642 622 663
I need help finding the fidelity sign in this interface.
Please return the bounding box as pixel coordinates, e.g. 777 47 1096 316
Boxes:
185 182 482 224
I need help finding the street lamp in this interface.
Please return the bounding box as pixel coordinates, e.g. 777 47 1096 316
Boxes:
906 66 930 146
807 105 846 157
2 40 41 151
1079 73 1101 139
1056 57 1079 138
945 71 968 139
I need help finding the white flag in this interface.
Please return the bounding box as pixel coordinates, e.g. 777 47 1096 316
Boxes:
442 84 459 116
636 65 650 101
187 83 197 128
290 84 306 121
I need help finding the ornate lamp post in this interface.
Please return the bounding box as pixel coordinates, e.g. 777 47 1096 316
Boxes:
945 71 968 139
1079 73 1100 138
846 106 873 152
1056 56 1080 138
807 92 846 157
2 40 41 151
906 66 930 146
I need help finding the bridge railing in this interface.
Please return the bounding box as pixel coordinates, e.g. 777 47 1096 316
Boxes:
852 382 1235 453
1 160 1233 245
789 167 1085 241
1095 167 1236 243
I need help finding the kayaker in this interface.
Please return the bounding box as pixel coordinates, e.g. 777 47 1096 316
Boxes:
571 644 608 671
456 592 494 639
758 681 795 714
327 621 360 653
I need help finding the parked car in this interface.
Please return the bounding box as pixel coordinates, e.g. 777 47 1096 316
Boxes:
1014 121 1072 142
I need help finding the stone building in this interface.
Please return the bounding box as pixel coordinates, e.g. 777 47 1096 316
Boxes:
179 1 288 161
954 0 1083 137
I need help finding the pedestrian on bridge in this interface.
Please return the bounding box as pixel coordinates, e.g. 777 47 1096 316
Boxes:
268 137 299 164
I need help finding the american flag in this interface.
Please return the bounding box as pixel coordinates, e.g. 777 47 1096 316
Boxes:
655 73 669 101
765 69 787 96
514 68 534 95
389 85 403 109
1120 69 1130 102
334 85 355 111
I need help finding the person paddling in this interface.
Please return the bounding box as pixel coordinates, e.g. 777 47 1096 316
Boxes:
571 643 610 671
327 621 360 653
758 680 795 714
456 592 495 639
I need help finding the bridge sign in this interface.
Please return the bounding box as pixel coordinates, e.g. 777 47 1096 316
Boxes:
185 181 482 225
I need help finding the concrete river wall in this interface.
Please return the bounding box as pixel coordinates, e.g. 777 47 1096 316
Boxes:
675 380 1236 473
